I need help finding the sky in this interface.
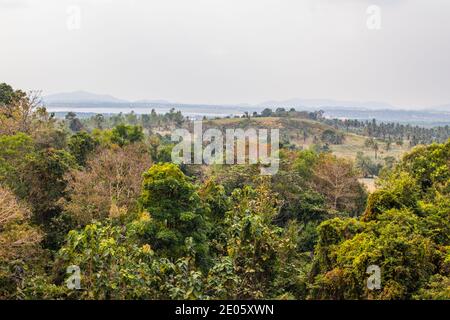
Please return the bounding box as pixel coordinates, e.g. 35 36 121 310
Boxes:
1 0 450 108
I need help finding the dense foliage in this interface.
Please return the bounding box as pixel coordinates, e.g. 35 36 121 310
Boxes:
0 83 449 300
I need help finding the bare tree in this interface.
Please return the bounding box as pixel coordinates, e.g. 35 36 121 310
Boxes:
0 89 44 135
311 153 365 213
0 185 42 260
62 143 152 225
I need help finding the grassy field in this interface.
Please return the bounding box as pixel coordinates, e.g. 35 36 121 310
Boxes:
330 133 411 161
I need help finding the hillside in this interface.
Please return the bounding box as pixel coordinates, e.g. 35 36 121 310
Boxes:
205 117 411 162
44 91 127 104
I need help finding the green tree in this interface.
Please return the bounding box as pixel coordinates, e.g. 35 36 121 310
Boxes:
206 182 305 299
294 149 319 180
68 132 97 166
140 163 210 267
0 133 35 195
363 171 420 221
355 151 380 178
92 114 105 129
0 82 16 105
310 139 450 300
21 148 76 249
0 85 43 135
261 108 273 117
29 218 208 300
310 209 440 299
311 153 367 215
111 124 144 147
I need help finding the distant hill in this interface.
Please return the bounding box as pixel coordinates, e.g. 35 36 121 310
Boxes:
43 91 128 104
204 116 412 161
133 99 173 104
257 98 394 110
433 104 450 112
43 91 450 113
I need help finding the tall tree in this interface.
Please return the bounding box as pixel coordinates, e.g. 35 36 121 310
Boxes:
63 143 151 225
140 163 209 267
311 153 366 214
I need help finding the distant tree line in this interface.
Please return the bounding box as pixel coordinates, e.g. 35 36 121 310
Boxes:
322 117 450 145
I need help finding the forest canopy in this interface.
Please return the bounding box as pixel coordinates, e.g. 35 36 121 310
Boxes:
0 83 449 300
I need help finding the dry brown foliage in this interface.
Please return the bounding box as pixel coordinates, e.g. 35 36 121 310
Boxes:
0 185 42 260
311 153 364 213
62 143 152 225
0 90 44 135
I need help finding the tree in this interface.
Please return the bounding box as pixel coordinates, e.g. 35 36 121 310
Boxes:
32 125 68 150
364 138 379 159
414 275 450 300
0 133 35 196
373 141 379 159
92 114 105 129
21 148 76 227
125 111 138 125
210 164 261 195
0 186 42 260
363 172 420 221
148 135 175 163
0 85 43 135
0 83 16 105
399 140 450 192
355 151 380 178
275 108 287 117
111 124 144 147
63 143 151 226
56 221 158 299
294 149 319 180
27 218 208 300
311 153 366 214
141 114 151 130
261 108 273 117
0 185 43 298
68 132 97 166
205 182 305 299
383 156 396 170
65 112 83 132
364 137 374 148
198 178 230 256
310 209 440 299
385 139 392 151
140 163 210 267
310 139 450 299
273 151 328 227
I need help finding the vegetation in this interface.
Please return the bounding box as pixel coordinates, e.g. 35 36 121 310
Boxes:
0 83 449 300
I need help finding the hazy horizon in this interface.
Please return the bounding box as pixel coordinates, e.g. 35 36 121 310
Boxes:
40 90 450 112
1 0 450 109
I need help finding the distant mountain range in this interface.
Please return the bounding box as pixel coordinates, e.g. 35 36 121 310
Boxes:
43 91 127 104
257 98 395 110
434 104 450 112
43 91 175 106
43 90 450 113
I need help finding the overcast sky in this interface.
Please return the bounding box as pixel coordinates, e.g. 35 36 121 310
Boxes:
1 0 449 108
